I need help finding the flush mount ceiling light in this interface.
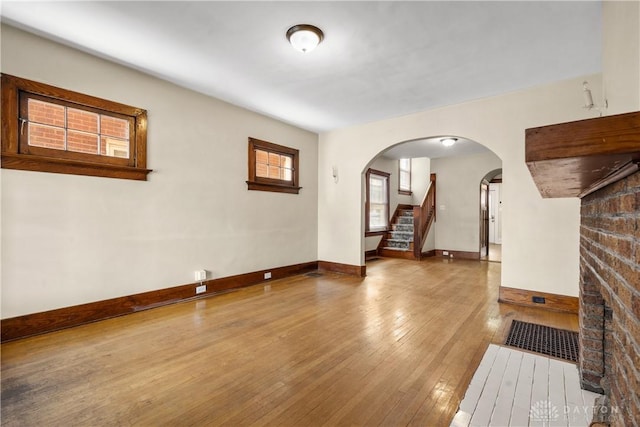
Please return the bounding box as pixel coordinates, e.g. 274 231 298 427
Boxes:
286 24 324 53
441 138 458 147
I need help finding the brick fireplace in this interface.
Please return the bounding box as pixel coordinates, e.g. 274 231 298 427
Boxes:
579 171 640 426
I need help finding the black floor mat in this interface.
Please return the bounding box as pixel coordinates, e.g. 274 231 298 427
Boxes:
504 320 579 363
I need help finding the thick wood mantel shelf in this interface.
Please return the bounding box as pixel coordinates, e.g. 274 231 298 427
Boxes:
525 111 640 198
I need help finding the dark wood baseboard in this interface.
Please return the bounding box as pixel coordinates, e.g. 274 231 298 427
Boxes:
1 261 318 342
421 250 436 258
318 261 366 277
435 249 480 260
364 249 378 259
498 286 579 314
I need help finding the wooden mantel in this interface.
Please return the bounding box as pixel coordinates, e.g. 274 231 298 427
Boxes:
525 111 640 198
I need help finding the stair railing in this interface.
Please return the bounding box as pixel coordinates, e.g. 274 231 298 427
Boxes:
413 174 436 259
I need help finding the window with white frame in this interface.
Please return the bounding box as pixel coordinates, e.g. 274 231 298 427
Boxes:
399 158 411 194
366 168 390 233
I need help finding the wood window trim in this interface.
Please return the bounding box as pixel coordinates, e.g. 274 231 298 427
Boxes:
398 158 412 195
1 74 151 181
247 137 301 194
365 168 391 234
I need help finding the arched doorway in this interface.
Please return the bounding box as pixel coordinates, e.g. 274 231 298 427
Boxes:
480 168 502 262
361 137 502 263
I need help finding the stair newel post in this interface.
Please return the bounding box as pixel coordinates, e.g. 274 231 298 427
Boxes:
413 206 421 260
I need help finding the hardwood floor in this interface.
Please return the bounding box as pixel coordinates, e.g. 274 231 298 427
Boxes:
1 257 578 426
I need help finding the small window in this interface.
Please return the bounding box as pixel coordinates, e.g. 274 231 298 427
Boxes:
1 74 150 180
366 168 390 233
247 137 301 194
399 158 411 195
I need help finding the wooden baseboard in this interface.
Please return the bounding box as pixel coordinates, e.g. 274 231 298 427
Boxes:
364 249 378 259
435 249 480 260
421 250 436 258
318 261 366 277
498 286 579 314
1 261 318 342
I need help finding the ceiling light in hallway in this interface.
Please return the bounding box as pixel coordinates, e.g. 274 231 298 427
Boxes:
441 138 457 147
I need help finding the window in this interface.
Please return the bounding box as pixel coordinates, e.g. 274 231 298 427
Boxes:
247 137 301 194
1 74 150 180
399 158 411 194
365 168 390 234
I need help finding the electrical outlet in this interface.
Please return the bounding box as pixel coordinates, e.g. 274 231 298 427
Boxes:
443 251 449 256
195 270 206 281
196 284 206 294
532 296 546 304
264 272 272 279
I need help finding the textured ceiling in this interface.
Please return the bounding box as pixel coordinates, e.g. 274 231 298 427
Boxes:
2 0 602 144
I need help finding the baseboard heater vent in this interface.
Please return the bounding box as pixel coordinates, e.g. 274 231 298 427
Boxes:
505 320 579 363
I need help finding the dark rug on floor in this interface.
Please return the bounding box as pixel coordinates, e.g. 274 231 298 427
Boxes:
504 320 579 363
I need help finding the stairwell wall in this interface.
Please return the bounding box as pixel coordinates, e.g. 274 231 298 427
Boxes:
430 152 502 254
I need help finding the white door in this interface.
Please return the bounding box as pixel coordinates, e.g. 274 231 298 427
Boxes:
489 183 502 244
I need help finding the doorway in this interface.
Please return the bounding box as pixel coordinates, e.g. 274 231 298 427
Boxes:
480 169 502 262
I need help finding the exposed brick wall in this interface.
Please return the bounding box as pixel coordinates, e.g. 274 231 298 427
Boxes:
27 98 128 156
579 171 640 426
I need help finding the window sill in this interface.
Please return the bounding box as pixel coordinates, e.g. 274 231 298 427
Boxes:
246 180 301 194
1 153 152 181
399 190 412 196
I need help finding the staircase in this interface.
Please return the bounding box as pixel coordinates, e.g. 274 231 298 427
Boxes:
379 209 416 259
376 174 437 261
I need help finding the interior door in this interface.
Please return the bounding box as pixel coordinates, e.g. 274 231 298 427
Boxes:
489 183 502 244
480 183 489 256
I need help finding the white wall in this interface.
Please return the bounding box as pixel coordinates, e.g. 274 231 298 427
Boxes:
318 74 603 297
1 25 319 318
410 157 431 206
602 1 640 115
431 152 502 253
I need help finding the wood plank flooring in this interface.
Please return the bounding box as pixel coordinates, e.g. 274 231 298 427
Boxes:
450 345 600 427
1 257 581 426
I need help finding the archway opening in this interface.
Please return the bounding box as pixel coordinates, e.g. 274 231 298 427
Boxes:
361 136 502 264
480 168 503 262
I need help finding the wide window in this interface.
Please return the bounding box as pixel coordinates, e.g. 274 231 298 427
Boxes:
366 168 390 233
1 74 150 180
399 158 411 194
247 137 301 194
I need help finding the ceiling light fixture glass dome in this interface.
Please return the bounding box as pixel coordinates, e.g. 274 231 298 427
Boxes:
286 24 324 53
441 138 458 147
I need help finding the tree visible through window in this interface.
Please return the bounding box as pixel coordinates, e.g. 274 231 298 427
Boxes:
366 168 390 233
399 158 411 194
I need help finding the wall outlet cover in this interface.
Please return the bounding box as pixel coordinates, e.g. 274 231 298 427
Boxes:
196 284 206 294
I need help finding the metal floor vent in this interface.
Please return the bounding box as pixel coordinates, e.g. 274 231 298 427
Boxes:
305 272 323 277
504 320 579 363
